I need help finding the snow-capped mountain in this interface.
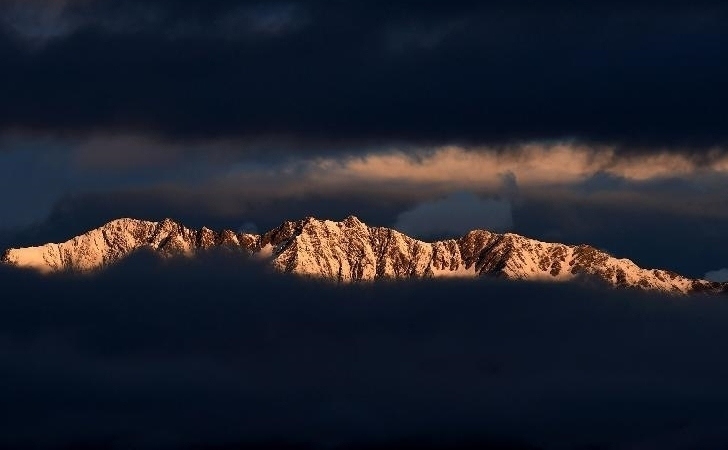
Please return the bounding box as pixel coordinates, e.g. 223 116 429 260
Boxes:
2 216 725 294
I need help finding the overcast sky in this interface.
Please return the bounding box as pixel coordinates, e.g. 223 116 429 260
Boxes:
1 0 727 278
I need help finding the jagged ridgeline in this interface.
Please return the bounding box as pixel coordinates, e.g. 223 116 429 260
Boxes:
2 216 725 295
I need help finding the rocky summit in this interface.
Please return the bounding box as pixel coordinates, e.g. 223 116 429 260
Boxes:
2 216 725 295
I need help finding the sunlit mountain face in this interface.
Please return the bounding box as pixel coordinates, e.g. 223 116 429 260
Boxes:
1 0 728 448
4 216 727 295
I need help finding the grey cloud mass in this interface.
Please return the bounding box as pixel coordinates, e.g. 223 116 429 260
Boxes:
705 268 728 282
393 192 513 238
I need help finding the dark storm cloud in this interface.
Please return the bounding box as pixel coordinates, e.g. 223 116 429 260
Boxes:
3 253 728 449
0 0 726 148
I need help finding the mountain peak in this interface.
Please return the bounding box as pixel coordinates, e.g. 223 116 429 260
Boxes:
342 215 363 225
2 215 725 295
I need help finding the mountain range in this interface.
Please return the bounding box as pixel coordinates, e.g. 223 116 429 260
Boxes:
2 216 725 295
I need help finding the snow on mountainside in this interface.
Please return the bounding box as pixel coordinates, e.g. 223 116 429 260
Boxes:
2 216 725 295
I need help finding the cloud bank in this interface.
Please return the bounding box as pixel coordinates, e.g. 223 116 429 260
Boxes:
4 254 728 449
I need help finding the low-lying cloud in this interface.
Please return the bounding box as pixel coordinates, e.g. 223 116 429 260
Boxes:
4 253 728 448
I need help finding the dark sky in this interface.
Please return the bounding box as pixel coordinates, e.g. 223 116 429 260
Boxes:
1 0 727 144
